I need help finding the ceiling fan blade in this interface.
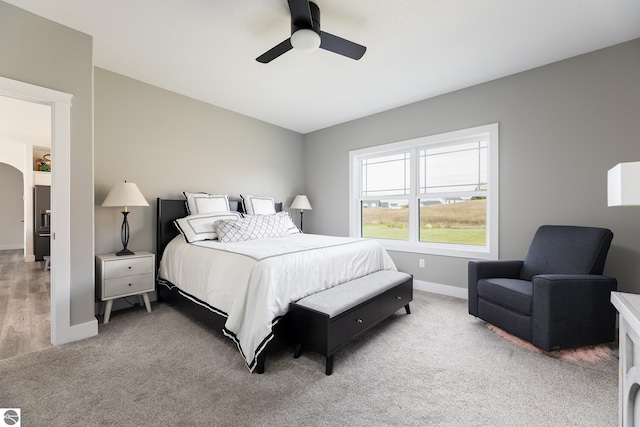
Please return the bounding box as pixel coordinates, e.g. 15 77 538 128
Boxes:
288 0 312 26
256 39 293 63
320 31 366 60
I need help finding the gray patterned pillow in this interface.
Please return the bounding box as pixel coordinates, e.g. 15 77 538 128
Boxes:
244 211 300 235
215 212 298 243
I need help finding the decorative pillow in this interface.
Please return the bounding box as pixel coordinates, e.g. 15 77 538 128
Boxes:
244 211 300 235
241 195 276 215
174 211 242 243
184 192 230 215
214 213 293 243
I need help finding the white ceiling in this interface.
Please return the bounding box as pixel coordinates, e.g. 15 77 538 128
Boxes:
4 0 640 134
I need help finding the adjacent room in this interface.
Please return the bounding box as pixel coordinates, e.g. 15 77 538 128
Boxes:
1 0 640 425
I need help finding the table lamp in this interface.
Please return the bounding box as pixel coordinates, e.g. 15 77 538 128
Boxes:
102 181 149 256
291 194 312 232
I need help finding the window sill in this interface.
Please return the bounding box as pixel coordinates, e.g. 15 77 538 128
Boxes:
373 239 498 260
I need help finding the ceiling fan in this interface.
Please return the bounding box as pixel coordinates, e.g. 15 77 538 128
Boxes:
256 0 367 63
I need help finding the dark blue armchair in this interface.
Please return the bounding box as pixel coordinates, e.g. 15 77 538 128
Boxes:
468 225 617 351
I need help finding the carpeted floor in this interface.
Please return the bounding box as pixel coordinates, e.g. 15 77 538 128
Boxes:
0 291 618 426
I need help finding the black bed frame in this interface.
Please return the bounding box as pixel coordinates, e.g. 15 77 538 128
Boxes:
155 198 287 374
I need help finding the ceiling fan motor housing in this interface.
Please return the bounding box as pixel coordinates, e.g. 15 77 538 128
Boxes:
291 1 320 37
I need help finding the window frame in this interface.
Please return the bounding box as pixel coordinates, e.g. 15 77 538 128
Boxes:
349 123 499 260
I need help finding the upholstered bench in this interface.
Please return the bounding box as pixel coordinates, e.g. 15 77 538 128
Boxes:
290 270 413 375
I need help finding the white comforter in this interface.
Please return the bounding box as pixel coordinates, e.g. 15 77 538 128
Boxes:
158 233 397 371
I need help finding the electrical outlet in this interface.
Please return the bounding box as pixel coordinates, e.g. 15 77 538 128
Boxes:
419 259 425 268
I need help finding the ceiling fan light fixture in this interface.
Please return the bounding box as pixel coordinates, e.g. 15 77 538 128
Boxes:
291 29 321 52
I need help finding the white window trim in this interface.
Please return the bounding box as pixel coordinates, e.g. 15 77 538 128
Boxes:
349 123 499 260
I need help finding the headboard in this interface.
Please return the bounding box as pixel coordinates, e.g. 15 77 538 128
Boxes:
155 198 282 271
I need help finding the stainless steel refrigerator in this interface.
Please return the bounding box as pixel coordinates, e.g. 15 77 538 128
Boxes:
34 185 51 261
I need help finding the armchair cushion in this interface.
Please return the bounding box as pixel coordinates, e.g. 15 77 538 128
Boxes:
477 278 532 316
468 260 524 316
519 226 613 281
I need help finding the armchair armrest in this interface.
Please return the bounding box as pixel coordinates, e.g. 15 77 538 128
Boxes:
468 260 524 316
469 260 524 281
531 274 618 350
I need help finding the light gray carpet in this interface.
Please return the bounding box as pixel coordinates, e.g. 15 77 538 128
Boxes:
0 292 617 426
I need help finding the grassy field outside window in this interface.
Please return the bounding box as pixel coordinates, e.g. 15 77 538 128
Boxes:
362 199 486 245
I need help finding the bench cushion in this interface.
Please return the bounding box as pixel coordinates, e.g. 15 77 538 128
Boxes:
295 270 411 318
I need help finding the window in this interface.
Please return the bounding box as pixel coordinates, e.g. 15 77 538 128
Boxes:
349 124 498 259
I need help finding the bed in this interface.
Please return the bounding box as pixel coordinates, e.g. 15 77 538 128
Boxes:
155 197 397 373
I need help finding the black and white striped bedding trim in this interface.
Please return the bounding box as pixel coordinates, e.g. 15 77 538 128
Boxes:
223 316 283 372
157 278 228 318
158 278 279 372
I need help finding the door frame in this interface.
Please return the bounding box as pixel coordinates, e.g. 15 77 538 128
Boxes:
0 75 72 345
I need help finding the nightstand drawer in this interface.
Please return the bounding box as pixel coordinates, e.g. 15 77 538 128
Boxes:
104 273 154 298
103 257 152 279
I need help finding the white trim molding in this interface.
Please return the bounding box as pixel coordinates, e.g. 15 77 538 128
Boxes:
69 318 98 342
0 244 23 250
414 279 468 300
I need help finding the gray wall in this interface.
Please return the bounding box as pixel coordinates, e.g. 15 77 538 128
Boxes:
304 39 640 293
0 1 94 326
94 68 305 257
0 163 23 249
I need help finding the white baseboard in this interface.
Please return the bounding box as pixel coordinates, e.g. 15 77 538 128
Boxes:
0 243 23 250
414 279 468 300
69 318 98 342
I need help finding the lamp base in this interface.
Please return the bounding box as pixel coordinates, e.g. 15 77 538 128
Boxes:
117 211 134 256
299 211 304 233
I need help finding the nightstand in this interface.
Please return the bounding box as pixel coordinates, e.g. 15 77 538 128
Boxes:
96 251 155 323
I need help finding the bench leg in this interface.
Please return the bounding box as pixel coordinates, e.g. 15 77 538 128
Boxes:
325 355 335 376
293 343 302 358
405 304 411 315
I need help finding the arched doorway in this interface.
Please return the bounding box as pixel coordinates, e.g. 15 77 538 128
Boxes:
0 163 23 250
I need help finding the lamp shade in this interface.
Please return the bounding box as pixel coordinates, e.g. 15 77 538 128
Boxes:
608 162 640 206
102 181 149 210
291 195 312 210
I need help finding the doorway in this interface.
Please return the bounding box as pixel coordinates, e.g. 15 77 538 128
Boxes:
0 75 72 346
0 97 52 359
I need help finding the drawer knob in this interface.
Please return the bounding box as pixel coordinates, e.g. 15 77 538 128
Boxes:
396 296 402 300
128 266 132 269
356 319 363 323
128 283 132 286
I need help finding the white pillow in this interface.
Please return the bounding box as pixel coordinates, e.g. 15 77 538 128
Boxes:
174 211 242 243
241 195 276 215
184 192 230 215
214 213 293 243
